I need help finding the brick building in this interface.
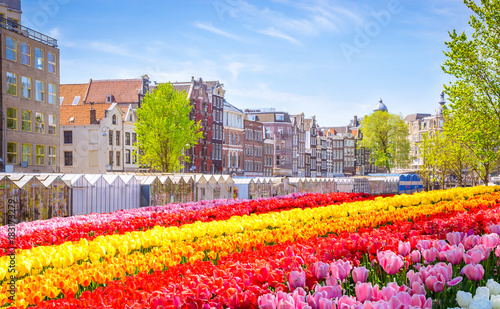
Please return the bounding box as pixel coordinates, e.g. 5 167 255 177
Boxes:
173 77 213 174
206 81 224 173
243 116 264 177
223 100 244 176
1 1 60 172
245 109 293 176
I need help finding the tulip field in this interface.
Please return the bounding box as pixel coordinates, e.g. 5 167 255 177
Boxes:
1 187 500 308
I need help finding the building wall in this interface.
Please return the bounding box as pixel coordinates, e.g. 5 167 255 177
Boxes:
1 27 60 172
210 92 223 173
263 139 275 177
222 105 244 176
243 119 264 177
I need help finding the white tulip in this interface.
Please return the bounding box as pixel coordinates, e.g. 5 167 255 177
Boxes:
491 295 500 309
474 294 491 303
457 291 473 308
478 287 491 298
487 279 500 296
469 300 492 309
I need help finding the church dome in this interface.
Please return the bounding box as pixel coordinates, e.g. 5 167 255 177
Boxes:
435 92 446 116
373 99 388 112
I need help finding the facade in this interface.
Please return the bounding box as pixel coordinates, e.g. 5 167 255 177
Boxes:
206 81 224 174
263 131 275 177
1 1 60 172
245 109 293 176
291 114 306 177
173 78 213 174
223 100 244 176
405 92 446 171
59 79 141 173
243 117 264 177
306 116 319 177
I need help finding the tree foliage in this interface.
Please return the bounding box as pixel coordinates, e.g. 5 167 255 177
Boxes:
135 83 203 172
358 111 410 173
442 0 500 184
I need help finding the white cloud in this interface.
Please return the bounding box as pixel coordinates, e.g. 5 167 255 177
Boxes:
194 22 241 40
255 27 301 45
48 27 60 38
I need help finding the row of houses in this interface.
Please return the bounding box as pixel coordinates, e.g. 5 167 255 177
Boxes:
0 0 445 177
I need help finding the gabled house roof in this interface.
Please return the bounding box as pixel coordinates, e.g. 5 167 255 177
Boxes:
85 79 143 104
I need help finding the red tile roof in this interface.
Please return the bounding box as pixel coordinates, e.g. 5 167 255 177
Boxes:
60 104 114 126
60 84 89 106
85 79 142 104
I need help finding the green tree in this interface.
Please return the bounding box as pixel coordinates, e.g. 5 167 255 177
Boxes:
358 111 410 173
135 83 203 172
442 0 500 184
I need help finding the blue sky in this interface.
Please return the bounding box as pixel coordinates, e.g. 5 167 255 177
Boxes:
21 0 471 126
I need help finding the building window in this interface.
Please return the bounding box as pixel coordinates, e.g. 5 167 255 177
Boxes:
63 131 73 144
125 149 131 164
35 48 44 70
21 43 30 66
6 37 16 61
125 132 130 145
22 144 32 165
6 72 17 96
7 108 17 130
132 133 137 144
116 151 121 166
35 112 45 133
36 80 45 101
22 77 31 99
112 115 117 125
132 151 136 164
22 110 31 132
276 114 284 121
48 84 56 104
48 146 56 166
48 52 56 73
35 145 45 165
64 151 73 166
116 131 120 146
7 142 17 164
109 151 113 165
108 130 113 145
48 115 56 135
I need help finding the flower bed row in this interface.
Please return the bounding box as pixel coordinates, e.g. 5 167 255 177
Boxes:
0 192 375 254
14 187 500 309
2 186 499 308
1 186 493 282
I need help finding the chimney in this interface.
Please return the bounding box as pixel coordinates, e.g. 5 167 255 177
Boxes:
90 103 96 124
353 115 358 127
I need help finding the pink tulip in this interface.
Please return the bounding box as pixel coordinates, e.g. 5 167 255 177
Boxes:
422 248 438 263
463 235 481 250
447 232 463 246
463 246 488 265
417 240 432 251
496 246 500 258
425 274 445 293
318 298 334 309
488 224 500 235
482 234 500 249
407 270 422 286
330 260 352 281
352 267 369 283
288 270 306 291
315 285 342 299
337 296 357 309
377 251 404 275
447 276 463 286
411 282 426 296
410 250 421 263
445 247 463 265
291 288 306 305
308 291 326 309
355 282 374 302
258 294 278 309
398 241 411 257
311 261 330 280
461 264 485 281
379 287 398 302
410 294 432 309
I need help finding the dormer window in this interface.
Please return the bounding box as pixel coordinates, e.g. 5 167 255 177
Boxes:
276 114 284 121
106 94 114 103
112 115 117 125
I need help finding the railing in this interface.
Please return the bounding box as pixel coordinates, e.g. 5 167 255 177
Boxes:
0 19 58 47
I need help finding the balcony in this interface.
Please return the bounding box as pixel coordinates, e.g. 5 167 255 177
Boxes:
0 19 58 47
